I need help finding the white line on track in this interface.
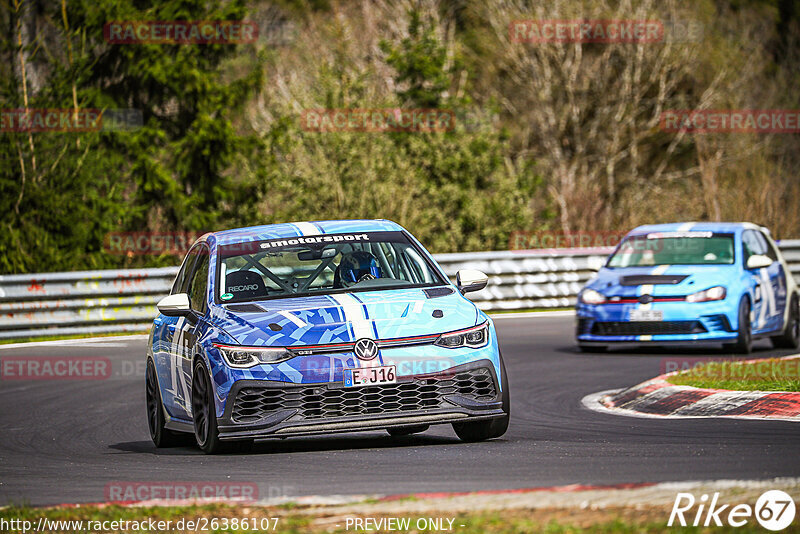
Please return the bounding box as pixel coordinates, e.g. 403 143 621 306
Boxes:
0 334 148 350
490 310 575 319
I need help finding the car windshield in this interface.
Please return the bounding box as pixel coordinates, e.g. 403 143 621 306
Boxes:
216 230 446 302
607 232 735 267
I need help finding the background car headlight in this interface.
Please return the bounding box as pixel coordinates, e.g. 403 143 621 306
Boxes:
435 322 489 349
685 286 727 303
213 343 294 368
580 288 607 305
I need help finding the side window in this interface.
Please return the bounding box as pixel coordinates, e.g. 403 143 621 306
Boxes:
742 231 765 262
172 247 200 295
759 232 779 262
187 248 210 313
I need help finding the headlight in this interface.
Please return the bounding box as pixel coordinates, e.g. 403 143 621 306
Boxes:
213 343 294 368
580 288 607 305
685 286 726 303
434 322 489 349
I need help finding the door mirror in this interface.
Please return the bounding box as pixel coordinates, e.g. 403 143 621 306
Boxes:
456 269 489 295
746 254 772 270
157 293 193 317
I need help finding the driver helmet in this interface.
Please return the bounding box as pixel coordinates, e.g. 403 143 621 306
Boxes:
339 251 382 285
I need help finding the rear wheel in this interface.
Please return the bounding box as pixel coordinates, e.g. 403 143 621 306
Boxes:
724 298 752 354
771 294 800 349
452 355 510 442
146 359 185 448
387 425 429 437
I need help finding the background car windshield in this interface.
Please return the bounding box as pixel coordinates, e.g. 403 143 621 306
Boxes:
607 233 735 267
217 231 445 302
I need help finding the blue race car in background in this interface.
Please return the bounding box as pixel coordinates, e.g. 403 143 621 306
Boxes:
147 220 509 453
576 222 799 353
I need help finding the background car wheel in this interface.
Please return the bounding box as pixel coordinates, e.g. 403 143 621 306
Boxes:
192 359 226 454
578 344 607 353
146 359 185 448
387 425 429 437
452 354 510 442
771 294 800 349
725 298 752 354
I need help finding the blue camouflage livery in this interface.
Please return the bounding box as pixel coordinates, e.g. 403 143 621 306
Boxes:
145 220 508 449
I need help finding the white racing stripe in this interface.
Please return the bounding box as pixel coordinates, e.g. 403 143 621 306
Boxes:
279 310 307 328
635 266 669 341
330 293 380 368
651 264 670 276
293 222 320 236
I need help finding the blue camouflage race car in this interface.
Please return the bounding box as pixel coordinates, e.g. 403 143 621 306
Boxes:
146 220 509 453
576 222 799 353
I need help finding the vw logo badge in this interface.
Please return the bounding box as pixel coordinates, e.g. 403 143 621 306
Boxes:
354 338 379 360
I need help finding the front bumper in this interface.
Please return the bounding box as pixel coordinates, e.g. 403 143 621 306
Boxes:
216 359 505 440
575 300 738 344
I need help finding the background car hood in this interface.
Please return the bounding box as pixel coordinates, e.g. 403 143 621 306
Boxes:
586 265 736 297
209 287 479 347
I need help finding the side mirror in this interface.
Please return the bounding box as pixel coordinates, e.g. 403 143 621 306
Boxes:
746 254 772 270
456 269 489 295
157 293 193 317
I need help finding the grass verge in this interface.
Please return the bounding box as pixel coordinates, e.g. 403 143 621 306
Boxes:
667 357 800 392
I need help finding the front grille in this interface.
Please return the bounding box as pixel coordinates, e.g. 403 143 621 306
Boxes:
231 368 497 423
591 321 707 336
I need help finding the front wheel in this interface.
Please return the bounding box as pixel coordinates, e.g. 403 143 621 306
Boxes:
771 294 800 349
724 298 752 354
452 355 510 442
192 360 225 454
146 359 185 448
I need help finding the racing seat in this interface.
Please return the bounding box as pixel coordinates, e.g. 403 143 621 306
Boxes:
334 251 382 288
225 270 268 299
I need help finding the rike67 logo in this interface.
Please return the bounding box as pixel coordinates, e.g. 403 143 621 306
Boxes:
669 490 796 530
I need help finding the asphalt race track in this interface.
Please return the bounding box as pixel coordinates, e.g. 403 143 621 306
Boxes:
2 315 800 506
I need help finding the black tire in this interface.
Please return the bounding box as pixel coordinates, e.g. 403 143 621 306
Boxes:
146 359 185 448
578 344 607 353
387 425 429 437
725 298 752 354
771 294 800 349
192 359 226 454
452 355 510 442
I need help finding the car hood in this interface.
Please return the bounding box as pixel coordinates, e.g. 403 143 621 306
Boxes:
585 265 736 297
209 287 479 347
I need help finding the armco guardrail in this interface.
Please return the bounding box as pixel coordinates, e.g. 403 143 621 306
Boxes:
1 241 799 340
